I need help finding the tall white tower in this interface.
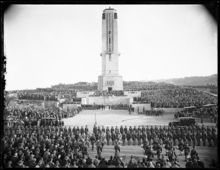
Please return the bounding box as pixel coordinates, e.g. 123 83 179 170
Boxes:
98 7 123 92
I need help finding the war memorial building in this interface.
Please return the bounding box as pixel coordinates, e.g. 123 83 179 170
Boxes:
98 7 123 92
81 7 146 107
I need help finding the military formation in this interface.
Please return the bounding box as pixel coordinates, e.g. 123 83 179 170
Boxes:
3 123 217 168
91 125 217 148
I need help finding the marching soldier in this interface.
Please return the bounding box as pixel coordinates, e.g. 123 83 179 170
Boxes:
129 126 133 134
90 133 96 151
132 131 136 145
80 126 85 135
96 140 102 159
114 140 121 158
137 131 142 145
127 131 131 145
97 126 101 135
111 126 114 134
106 126 110 134
122 132 126 146
120 125 124 134
93 124 97 136
207 130 212 147
115 126 120 135
85 125 89 136
101 126 105 134
202 130 207 146
196 131 201 146
133 126 137 134
115 132 121 142
141 126 146 134
111 131 116 144
124 126 128 134
106 131 111 145
101 132 105 148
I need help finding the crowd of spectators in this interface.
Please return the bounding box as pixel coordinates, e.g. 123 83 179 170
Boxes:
81 104 130 110
17 90 78 102
111 104 129 110
134 87 217 108
3 124 217 168
123 81 174 91
4 105 82 126
92 90 124 97
17 92 57 101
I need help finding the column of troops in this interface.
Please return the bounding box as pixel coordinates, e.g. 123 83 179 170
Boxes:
92 125 217 148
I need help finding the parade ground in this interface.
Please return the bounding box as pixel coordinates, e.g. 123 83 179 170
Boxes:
62 109 216 130
62 110 175 130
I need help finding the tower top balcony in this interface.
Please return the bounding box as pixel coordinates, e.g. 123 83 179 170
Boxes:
103 7 117 13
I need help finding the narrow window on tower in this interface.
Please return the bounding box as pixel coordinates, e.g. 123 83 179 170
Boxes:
102 13 105 19
108 38 111 52
114 13 117 19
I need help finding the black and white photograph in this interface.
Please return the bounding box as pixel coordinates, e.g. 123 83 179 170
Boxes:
2 3 218 168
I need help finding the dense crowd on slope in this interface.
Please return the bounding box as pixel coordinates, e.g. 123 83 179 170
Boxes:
5 106 82 125
174 105 218 123
17 90 78 101
134 87 217 108
123 82 175 91
3 125 217 168
17 92 57 101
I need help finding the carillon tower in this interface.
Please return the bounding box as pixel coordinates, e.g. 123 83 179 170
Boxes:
98 7 123 92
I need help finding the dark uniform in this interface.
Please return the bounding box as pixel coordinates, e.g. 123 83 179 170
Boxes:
132 132 136 145
120 126 124 134
122 132 126 146
111 126 114 134
124 126 128 134
127 132 131 145
85 125 89 135
106 132 111 145
111 132 116 144
90 134 96 150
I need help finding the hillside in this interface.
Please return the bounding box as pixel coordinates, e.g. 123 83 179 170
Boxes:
155 74 217 86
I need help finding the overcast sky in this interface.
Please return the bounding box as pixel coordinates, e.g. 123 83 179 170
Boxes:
4 5 217 91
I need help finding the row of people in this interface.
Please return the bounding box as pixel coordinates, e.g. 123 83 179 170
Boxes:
137 108 164 116
81 104 130 110
92 125 217 147
92 90 124 97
